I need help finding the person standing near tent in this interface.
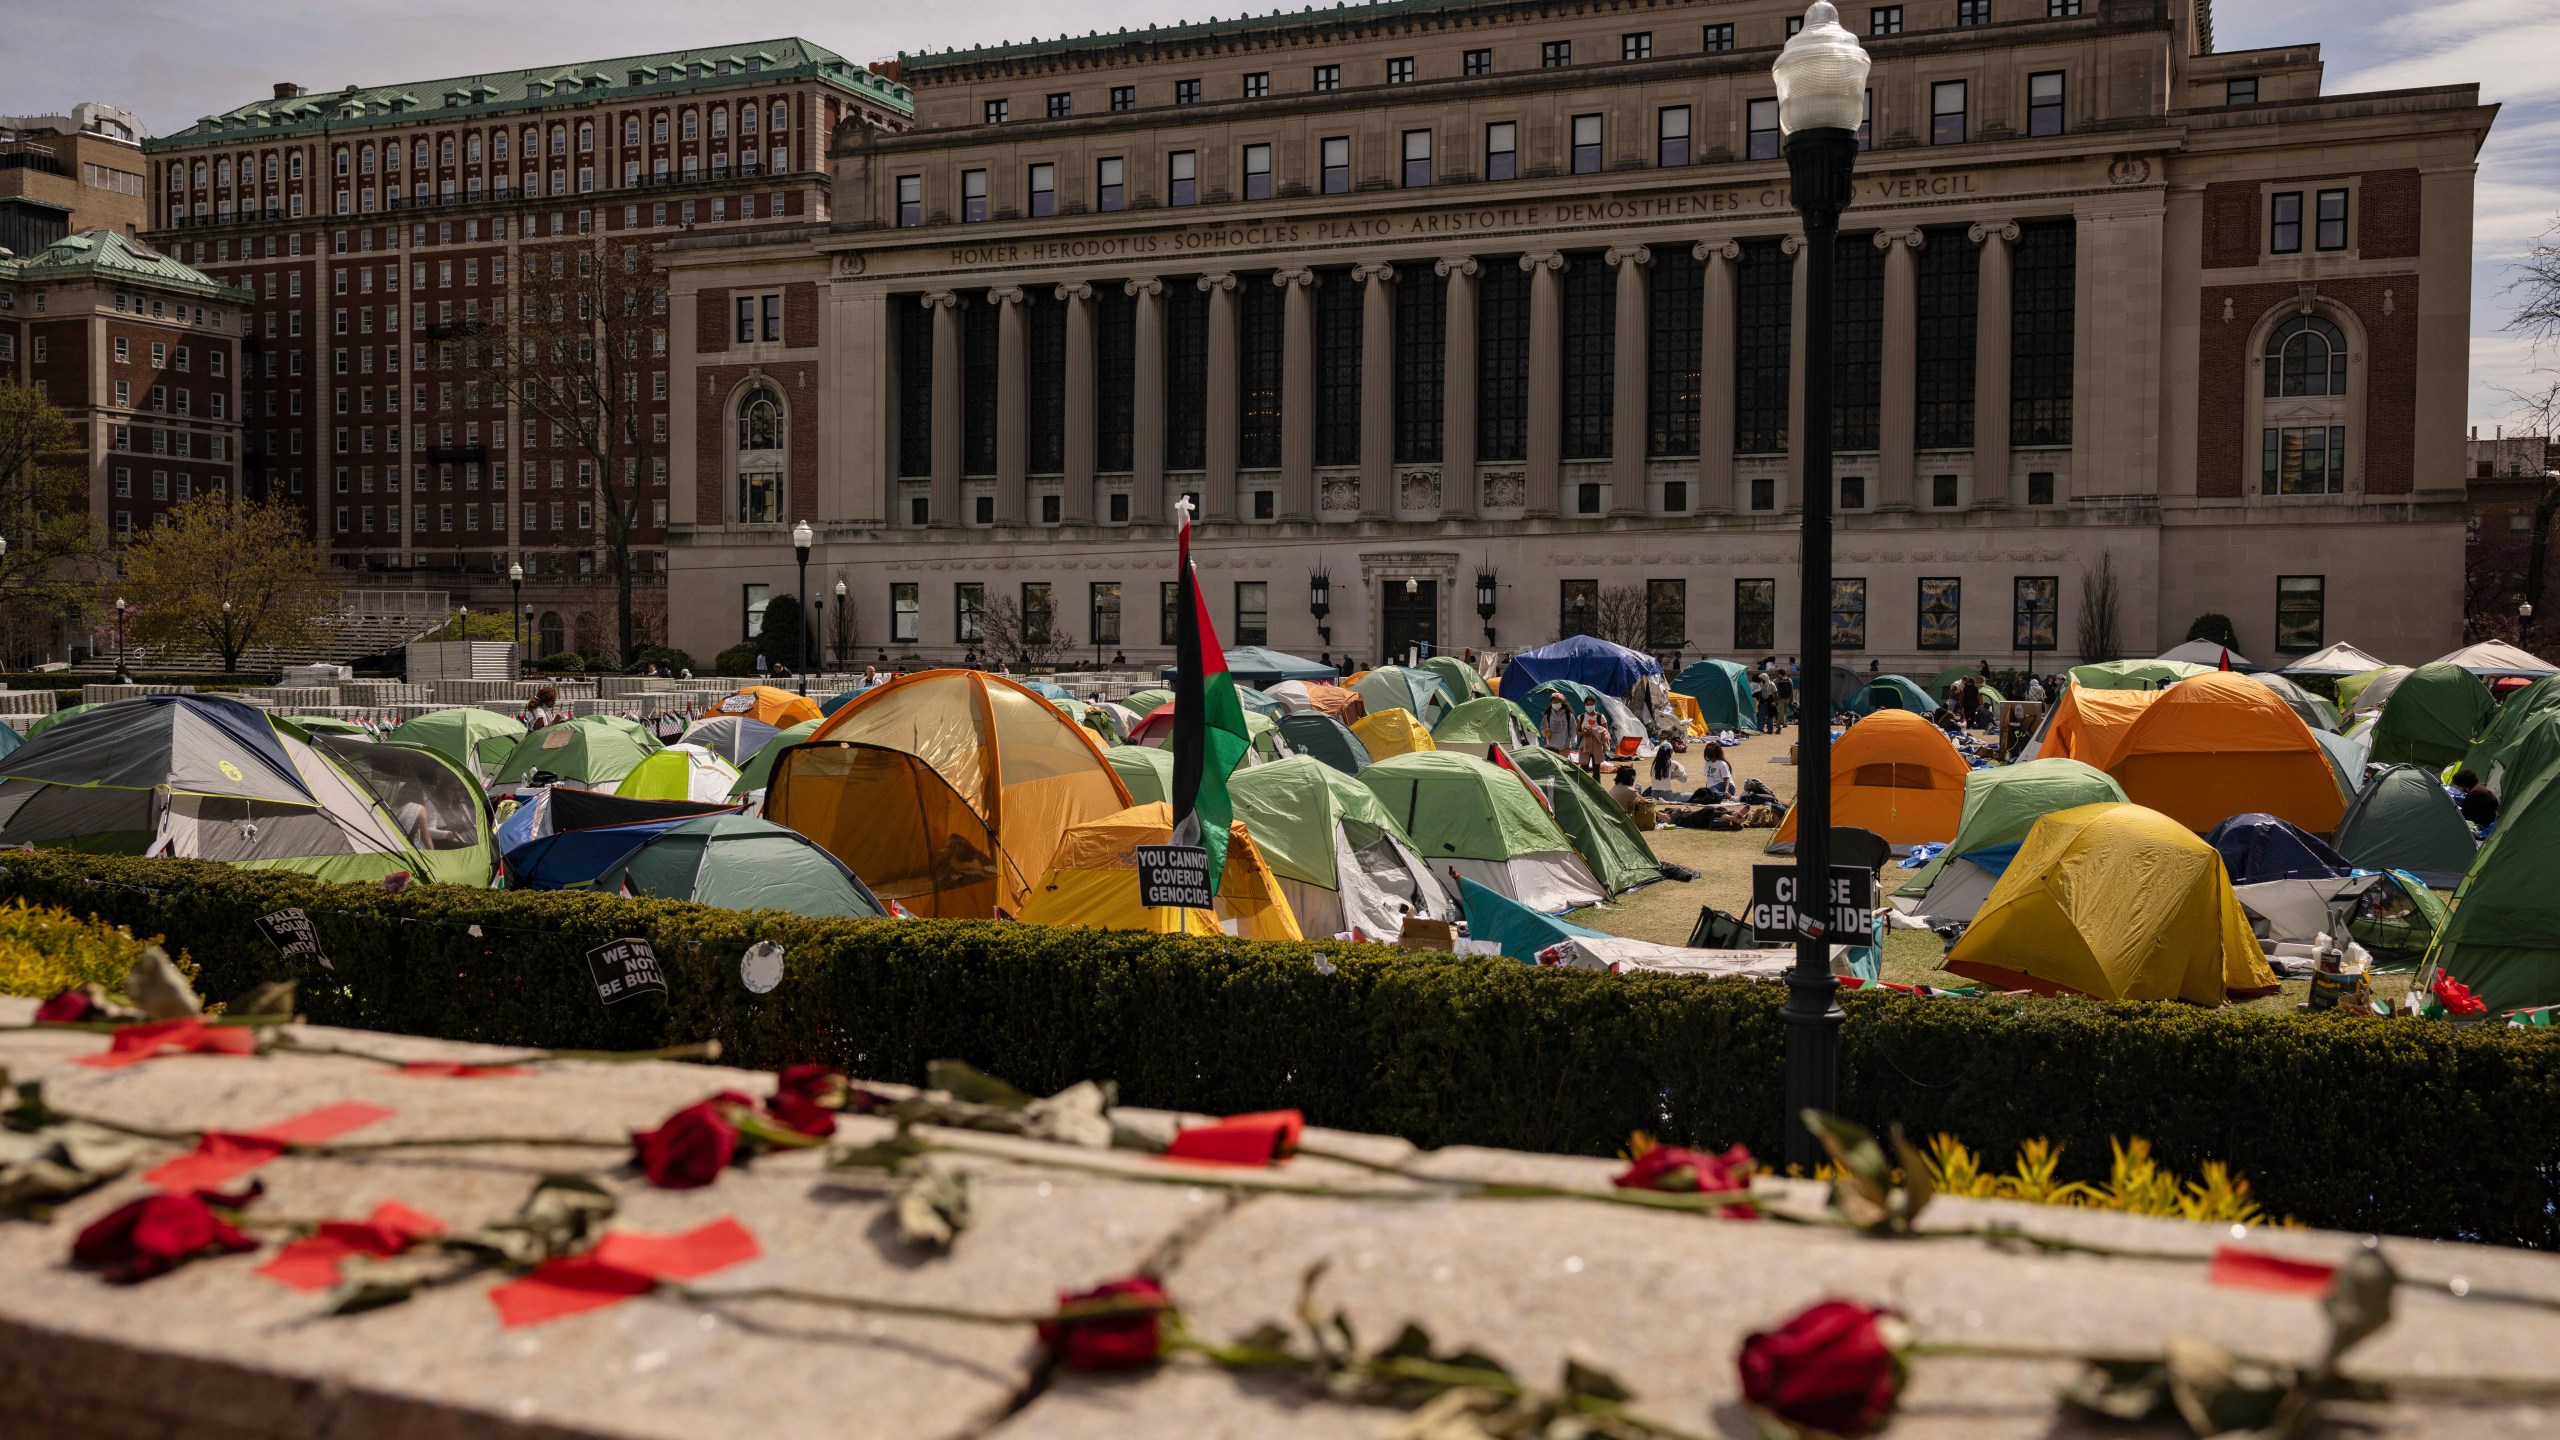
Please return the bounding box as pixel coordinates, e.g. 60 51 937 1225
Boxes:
2025 676 2047 704
525 686 561 731
1543 695 1574 752
1576 710 1608 778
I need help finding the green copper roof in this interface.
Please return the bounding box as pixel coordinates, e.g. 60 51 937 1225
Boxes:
151 37 909 150
901 0 1518 71
0 229 250 303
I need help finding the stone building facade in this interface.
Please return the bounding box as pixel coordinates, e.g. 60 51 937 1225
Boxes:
0 105 151 257
659 0 2492 673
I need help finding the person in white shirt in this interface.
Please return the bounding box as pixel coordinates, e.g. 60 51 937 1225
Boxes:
1695 744 1735 802
2024 676 2047 703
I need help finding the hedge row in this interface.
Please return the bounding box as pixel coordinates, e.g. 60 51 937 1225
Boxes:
5 850 2556 1247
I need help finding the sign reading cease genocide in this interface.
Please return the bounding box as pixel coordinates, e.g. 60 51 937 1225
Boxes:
1135 845 1215 910
1748 866 1876 945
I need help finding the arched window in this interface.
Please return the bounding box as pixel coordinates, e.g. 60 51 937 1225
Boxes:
192 161 207 186
2263 315 2347 398
771 100 788 131
736 384 784 524
549 125 566 155
538 611 566 656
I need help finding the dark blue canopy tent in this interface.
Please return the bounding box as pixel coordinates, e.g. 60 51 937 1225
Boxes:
2204 811 2349 884
1498 636 1662 701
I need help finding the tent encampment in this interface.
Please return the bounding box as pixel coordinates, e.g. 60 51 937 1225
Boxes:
728 718 821 798
2155 640 2255 671
2368 660 2494 771
2285 642 2391 678
1262 680 1366 721
1350 666 1451 728
1160 646 1338 689
1892 757 2127 922
1356 750 1603 912
766 669 1132 919
1130 702 1280 761
1015 802 1303 941
2433 640 2559 681
1943 802 2279 1004
615 744 743 804
594 814 884 918
1770 710 1968 854
711 685 824 728
1416 655 1491 706
1431 695 1542 758
490 715 660 791
2203 812 2348 883
1276 711 1371 775
1350 707 1438 761
678 714 780 766
1498 635 1662 702
1844 674 1937 718
1506 746 1662 896
2069 659 2212 692
2419 742 2560 1013
1672 659 1757 732
1103 744 1174 805
2336 666 2412 716
2465 675 2560 789
1229 756 1450 939
2103 673 2344 834
2243 672 2340 733
386 708 527 781
2331 764 2477 887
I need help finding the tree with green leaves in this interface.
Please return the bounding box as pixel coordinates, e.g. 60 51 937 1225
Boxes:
0 380 107 620
113 495 343 671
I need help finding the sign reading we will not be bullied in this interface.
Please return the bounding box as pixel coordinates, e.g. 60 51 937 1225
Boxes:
585 938 668 1006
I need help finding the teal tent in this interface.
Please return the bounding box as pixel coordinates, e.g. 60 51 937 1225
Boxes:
1844 674 1936 718
595 814 884 918
1455 875 1607 963
1277 712 1370 775
1672 659 1756 732
2332 764 2477 889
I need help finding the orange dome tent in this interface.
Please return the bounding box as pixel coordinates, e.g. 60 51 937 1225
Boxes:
712 685 823 728
1770 710 1969 853
2103 672 2344 834
2037 686 2160 768
764 669 1132 918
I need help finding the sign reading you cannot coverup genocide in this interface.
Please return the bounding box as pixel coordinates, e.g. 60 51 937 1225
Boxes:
585 938 668 1005
1749 866 1876 945
1135 845 1215 910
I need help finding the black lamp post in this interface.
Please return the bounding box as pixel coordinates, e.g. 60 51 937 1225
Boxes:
509 561 524 655
114 597 129 683
1476 570 1499 650
1309 568 1332 650
834 579 847 671
791 519 814 695
1775 0 1870 1172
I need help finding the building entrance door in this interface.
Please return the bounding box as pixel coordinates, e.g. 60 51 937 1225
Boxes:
1380 580 1439 664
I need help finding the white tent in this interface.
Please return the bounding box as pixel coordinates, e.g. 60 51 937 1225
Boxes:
2284 642 2391 677
2433 640 2558 679
2155 639 2252 669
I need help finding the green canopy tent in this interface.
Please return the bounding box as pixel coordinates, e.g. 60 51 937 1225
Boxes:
594 814 884 918
1355 750 1602 912
317 734 497 887
1894 758 2127 921
2368 660 2494 771
1122 687 1174 717
2069 659 2212 691
1417 655 1491 706
1230 756 1450 938
1672 659 1757 732
388 708 529 782
1505 746 1663 897
1844 674 1937 717
2331 763 2477 888
2466 675 2560 790
25 703 98 740
1431 695 1542 758
2419 744 2560 1014
1276 711 1371 775
728 718 821 797
1349 666 1451 728
489 715 660 791
2244 672 2340 734
1104 744 1174 805
2335 666 2412 717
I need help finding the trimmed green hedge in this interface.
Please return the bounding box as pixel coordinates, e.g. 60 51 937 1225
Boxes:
5 850 2556 1247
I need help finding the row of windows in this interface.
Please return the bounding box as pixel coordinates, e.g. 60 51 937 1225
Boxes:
165 102 797 192
912 81 2050 225
330 500 605 534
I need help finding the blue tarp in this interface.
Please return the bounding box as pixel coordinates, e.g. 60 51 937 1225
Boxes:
503 816 709 889
2204 811 2349 883
1456 876 1610 963
1498 636 1662 701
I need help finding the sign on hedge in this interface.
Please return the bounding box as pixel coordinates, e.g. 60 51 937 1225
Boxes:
585 938 667 1005
1135 844 1214 909
1748 866 1875 944
253 908 332 971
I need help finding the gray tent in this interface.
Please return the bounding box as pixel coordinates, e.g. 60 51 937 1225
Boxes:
1277 712 1371 776
2333 763 2478 888
2245 672 2339 733
678 714 781 765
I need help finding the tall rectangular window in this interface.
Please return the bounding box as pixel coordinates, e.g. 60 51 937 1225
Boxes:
896 174 921 227
960 168 988 222
1313 64 1341 92
2262 426 2347 495
1097 157 1126 213
1571 114 1603 174
1832 232 1884 451
1393 261 1445 463
1020 583 1054 644
1561 254 1614 459
1237 278 1285 469
1314 269 1363 466
1736 239 1792 454
1958 0 1989 20
1648 247 1703 456
1388 57 1416 84
897 296 934 477
1234 582 1268 645
1402 129 1433 187
1542 40 1572 68
744 584 771 639
1465 48 1493 76
1870 7 1903 35
1623 32 1653 60
1830 579 1868 651
962 298 999 474
1918 578 1961 650
1932 81 1967 144
956 583 984 642
1560 580 1598 639
2027 71 2065 135
2315 189 2349 251
1736 580 1776 650
2276 576 2325 652
1167 150 1197 206
1090 582 1122 646
1096 287 1136 472
1647 580 1685 650
1242 143 1272 201
1915 225 1978 448
1657 106 1692 166
1477 261 1530 462
2013 577 2059 652
2269 191 2302 253
1747 99 1781 160
1320 137 1350 194
1704 23 1735 51
1027 292 1066 473
1486 122 1518 181
2010 219 2076 446
1028 163 1056 217
1161 583 1181 645
891 583 919 642
1166 285 1208 470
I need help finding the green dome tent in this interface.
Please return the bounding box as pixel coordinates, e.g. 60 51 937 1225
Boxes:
2069 659 2212 691
1276 711 1370 776
388 708 528 782
2466 675 2560 790
1350 666 1450 728
1122 687 1174 717
1103 744 1174 806
1844 674 1937 718
2369 661 2494 771
728 718 821 797
1672 659 1756 732
1356 750 1602 912
1230 756 1450 938
2420 742 2560 1014
1417 655 1491 706
595 814 884 918
1432 695 1542 758
2335 666 2411 717
1895 758 2127 921
2331 764 2478 889
490 715 660 790
317 734 497 887
1505 746 1662 897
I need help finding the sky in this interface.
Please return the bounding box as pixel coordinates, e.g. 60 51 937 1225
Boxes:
14 0 2557 429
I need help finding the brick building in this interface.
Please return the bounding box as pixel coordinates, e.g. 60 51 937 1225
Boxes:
658 0 2495 673
137 40 912 648
2465 430 2557 644
0 104 150 257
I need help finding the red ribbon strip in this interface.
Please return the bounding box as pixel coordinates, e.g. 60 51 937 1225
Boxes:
143 1102 396 1191
397 1062 535 1078
1161 1110 1305 1167
489 1218 762 1328
2207 1245 2337 1296
256 1200 446 1291
77 1018 261 1069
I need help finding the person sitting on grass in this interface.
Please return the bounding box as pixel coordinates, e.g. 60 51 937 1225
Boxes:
1609 765 1658 831
1692 744 1735 803
2460 785 2500 840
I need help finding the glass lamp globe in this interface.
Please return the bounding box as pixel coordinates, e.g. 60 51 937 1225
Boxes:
791 519 814 549
1774 2 1872 136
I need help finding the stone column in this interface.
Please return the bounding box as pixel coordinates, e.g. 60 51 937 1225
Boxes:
1695 240 1739 514
1783 235 1807 509
924 291 961 528
990 286 1027 525
1437 257 1479 519
1606 245 1651 518
1127 277 1166 525
1056 281 1096 526
1199 272 1239 521
1521 250 1565 519
1275 267 1318 521
1354 261 1396 519
1877 229 1923 512
1970 220 2019 509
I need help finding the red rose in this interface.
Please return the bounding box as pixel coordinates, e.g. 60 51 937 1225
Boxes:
2432 973 2488 1016
1038 1276 1171 1371
1613 1142 1760 1219
36 988 100 1024
766 1065 843 1139
73 1188 258 1284
631 1092 750 1189
1738 1301 1903 1438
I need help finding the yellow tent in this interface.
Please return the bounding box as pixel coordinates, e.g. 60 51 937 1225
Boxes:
1944 802 2278 1004
1668 692 1710 738
1350 708 1438 760
712 685 824 728
765 669 1132 918
1016 802 1304 941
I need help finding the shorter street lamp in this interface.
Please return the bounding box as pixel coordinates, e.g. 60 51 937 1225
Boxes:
114 598 129 683
509 562 525 653
834 579 848 671
791 519 815 695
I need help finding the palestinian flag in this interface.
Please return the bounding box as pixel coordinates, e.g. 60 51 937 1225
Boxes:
1170 500 1252 893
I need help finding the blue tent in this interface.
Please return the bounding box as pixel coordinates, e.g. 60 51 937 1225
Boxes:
1499 635 1662 701
1456 876 1609 962
496 787 743 889
2204 811 2349 884
1159 646 1338 688
0 723 22 760
819 684 874 716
